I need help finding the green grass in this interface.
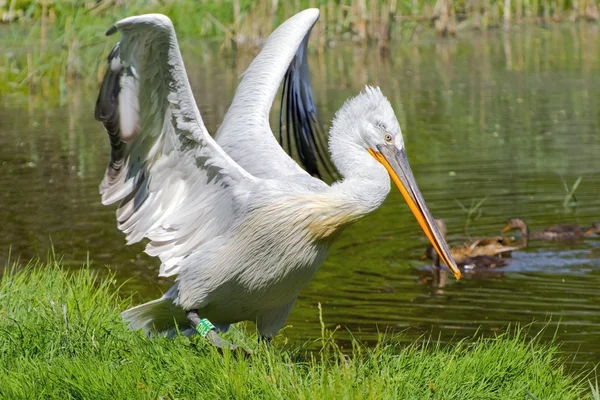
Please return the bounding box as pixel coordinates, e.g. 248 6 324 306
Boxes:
0 258 596 399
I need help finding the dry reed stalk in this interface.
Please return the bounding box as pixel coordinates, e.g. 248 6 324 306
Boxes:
327 0 335 30
504 0 511 28
484 0 492 28
354 0 368 40
531 0 538 20
40 0 49 55
206 12 236 50
584 0 599 20
2 0 17 22
433 0 457 35
317 4 327 51
471 0 482 29
336 0 344 35
381 1 397 51
233 0 241 24
309 0 317 36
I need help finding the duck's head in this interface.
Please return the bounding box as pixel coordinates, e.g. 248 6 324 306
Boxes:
502 217 529 237
585 222 600 235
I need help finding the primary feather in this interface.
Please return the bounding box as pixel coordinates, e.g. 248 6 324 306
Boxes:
95 14 255 277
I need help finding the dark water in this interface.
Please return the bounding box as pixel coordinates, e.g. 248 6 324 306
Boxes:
1 25 600 369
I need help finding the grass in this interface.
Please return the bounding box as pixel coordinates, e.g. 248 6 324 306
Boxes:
454 196 488 235
0 257 597 398
562 175 583 211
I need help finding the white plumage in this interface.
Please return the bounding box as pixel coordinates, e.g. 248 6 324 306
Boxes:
95 10 460 342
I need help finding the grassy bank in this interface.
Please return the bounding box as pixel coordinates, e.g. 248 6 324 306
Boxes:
0 258 597 398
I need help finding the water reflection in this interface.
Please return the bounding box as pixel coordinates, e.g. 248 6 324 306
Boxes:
1 25 600 368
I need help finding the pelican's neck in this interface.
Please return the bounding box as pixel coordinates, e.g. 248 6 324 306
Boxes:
328 134 391 219
297 123 391 242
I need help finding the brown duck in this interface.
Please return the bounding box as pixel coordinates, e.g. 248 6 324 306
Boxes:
502 218 600 242
585 222 600 236
426 218 518 270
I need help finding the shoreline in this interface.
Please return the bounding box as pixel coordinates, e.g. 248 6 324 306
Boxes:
0 258 596 398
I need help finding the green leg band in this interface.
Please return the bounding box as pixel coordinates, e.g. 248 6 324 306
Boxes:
196 318 215 337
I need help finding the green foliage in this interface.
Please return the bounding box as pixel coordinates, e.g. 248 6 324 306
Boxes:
2 0 599 98
562 175 583 211
454 196 488 235
591 379 600 400
0 258 595 399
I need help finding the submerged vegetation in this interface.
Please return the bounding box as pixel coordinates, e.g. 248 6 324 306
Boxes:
1 0 599 98
0 258 597 398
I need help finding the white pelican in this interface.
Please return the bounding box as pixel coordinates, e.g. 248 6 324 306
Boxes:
95 9 460 350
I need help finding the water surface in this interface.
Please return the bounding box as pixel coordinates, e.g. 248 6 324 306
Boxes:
1 24 600 368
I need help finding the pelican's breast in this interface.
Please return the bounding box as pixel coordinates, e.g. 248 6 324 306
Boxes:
286 193 367 241
215 193 359 307
173 187 372 319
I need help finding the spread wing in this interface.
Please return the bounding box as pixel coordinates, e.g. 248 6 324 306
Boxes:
95 14 255 277
215 9 331 181
279 30 332 178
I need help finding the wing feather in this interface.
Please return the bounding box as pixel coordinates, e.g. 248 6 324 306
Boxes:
215 9 330 182
95 14 255 277
279 33 333 178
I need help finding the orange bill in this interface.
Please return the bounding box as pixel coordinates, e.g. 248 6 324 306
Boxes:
368 146 461 280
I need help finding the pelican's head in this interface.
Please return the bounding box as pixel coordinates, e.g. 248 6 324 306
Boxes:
330 87 461 280
329 87 403 157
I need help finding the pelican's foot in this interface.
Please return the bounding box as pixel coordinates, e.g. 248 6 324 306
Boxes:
186 310 252 357
207 329 253 356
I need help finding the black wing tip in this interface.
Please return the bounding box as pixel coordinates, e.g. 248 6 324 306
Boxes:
95 42 121 123
106 25 118 36
279 46 337 180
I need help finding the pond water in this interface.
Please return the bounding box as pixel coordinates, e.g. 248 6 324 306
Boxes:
1 24 599 369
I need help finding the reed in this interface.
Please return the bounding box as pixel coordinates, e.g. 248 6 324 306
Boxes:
2 0 598 42
1 0 599 98
0 257 596 398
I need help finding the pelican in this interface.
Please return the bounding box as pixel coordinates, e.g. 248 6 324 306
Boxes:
94 9 460 350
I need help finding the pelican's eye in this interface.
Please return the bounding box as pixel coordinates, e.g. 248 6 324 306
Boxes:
384 133 393 143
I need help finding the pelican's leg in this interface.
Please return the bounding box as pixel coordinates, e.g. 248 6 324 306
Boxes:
258 335 272 344
186 310 251 356
185 309 226 347
255 299 295 344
